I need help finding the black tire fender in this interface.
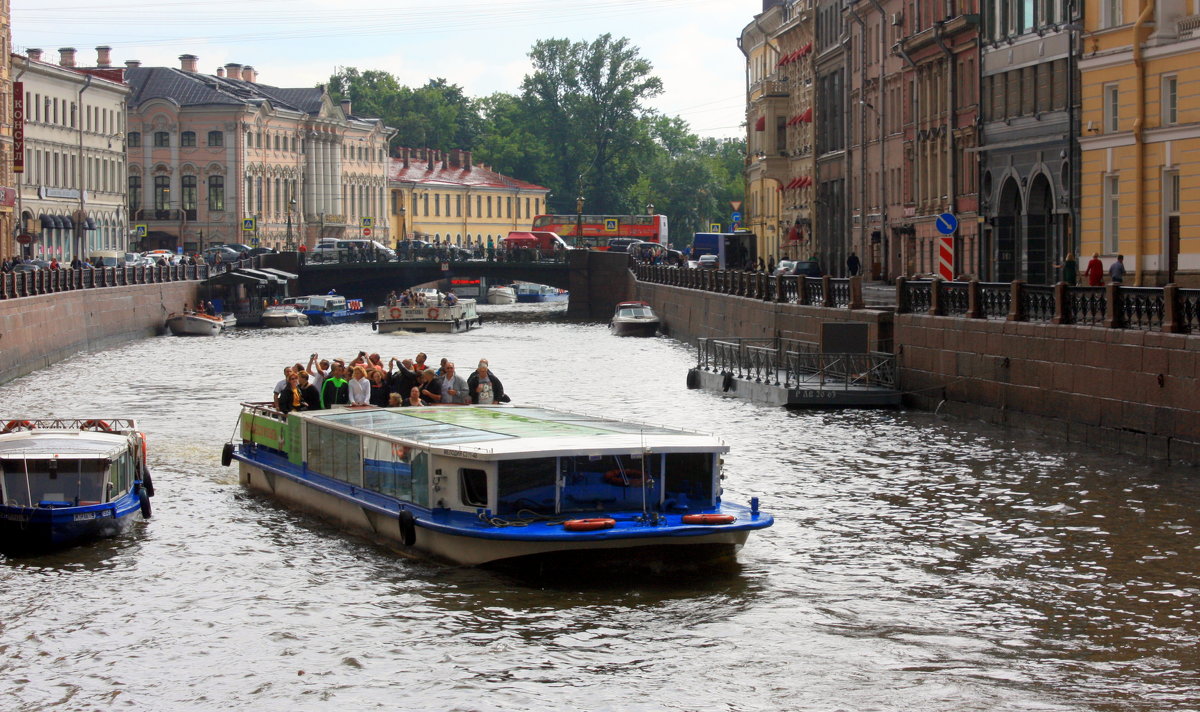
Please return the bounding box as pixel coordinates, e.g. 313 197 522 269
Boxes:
138 485 152 519
721 371 734 392
141 466 155 498
398 509 417 547
221 442 234 467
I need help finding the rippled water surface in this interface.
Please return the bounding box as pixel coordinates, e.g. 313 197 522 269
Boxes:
1 305 1198 711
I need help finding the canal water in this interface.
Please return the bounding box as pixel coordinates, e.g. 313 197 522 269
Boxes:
1 306 1198 712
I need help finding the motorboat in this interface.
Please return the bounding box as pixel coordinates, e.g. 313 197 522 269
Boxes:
166 311 224 336
222 313 238 328
260 305 309 328
486 285 517 305
0 418 153 553
293 295 367 325
610 300 661 337
373 298 481 334
515 283 568 303
224 403 772 568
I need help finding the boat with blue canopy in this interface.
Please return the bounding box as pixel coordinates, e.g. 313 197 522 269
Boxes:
224 403 772 567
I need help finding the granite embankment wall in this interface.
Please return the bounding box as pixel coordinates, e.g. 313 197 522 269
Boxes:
636 281 1200 464
0 282 200 387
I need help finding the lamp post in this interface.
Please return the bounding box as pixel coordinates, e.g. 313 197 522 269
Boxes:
575 194 584 245
645 202 654 215
287 197 296 250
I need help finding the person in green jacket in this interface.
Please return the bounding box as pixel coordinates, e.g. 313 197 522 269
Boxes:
1057 252 1078 285
320 362 349 408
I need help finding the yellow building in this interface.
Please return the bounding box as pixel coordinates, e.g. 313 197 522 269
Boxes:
1079 0 1200 285
387 148 549 246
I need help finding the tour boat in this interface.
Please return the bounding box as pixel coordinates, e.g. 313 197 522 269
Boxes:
610 300 661 337
260 304 309 328
294 295 368 325
166 311 225 336
372 298 481 334
0 418 153 553
224 403 772 568
515 283 569 303
486 285 517 305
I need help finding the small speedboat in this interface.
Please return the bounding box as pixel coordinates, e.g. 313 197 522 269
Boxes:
296 295 368 325
515 283 568 303
0 418 154 553
261 305 309 328
487 285 517 305
166 311 224 336
610 300 660 337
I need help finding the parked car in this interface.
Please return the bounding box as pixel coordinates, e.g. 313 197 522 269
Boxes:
247 247 277 257
792 259 823 277
697 254 719 269
773 260 797 277
203 246 241 265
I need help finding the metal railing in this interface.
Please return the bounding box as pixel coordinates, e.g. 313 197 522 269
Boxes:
697 336 895 391
0 261 224 300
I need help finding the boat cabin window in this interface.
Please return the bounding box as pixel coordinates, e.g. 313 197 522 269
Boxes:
459 468 488 507
1 458 110 507
497 458 556 515
363 437 414 501
618 306 653 318
306 425 363 486
559 454 660 513
662 452 716 510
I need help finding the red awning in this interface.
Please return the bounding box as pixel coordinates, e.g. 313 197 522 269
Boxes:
800 42 813 56
787 224 800 242
755 115 766 131
800 107 813 122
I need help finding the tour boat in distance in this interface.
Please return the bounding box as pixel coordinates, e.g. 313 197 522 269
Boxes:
166 310 225 336
486 285 517 305
610 300 661 337
372 298 481 334
224 403 772 568
286 295 368 325
0 418 153 554
260 304 309 328
515 282 568 303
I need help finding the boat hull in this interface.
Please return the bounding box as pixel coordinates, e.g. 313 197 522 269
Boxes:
515 293 568 303
0 496 144 554
611 319 660 337
487 288 517 305
305 310 367 325
261 312 309 328
166 314 223 336
374 317 480 334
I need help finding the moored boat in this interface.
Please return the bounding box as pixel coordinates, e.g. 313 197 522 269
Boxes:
260 305 310 328
486 285 517 305
372 298 480 334
295 295 368 325
224 403 772 568
0 418 153 553
515 283 568 303
166 311 224 336
610 300 661 337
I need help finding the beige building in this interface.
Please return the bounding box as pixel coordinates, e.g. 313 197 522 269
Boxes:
13 47 130 260
388 148 549 245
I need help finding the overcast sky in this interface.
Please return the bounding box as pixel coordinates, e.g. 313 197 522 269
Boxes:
13 0 760 139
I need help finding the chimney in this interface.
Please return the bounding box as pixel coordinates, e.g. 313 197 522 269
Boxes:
427 149 434 171
125 59 141 69
464 150 473 170
179 54 198 73
340 99 352 115
225 63 242 79
402 147 410 168
449 149 461 168
441 151 448 170
58 47 77 68
215 67 224 77
241 65 256 82
27 48 42 62
96 46 112 67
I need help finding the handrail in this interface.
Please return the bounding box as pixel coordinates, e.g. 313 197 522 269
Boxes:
0 259 232 300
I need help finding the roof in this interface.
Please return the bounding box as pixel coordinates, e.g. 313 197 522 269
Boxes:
126 67 349 119
304 405 727 458
389 155 547 192
0 430 133 458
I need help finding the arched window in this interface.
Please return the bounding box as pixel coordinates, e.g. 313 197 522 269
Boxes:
182 175 197 218
181 131 196 147
154 176 170 217
208 176 225 211
128 175 142 214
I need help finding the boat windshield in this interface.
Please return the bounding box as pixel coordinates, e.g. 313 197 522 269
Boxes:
617 307 653 318
1 458 110 507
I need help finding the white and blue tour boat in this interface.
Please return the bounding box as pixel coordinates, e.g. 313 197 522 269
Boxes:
0 418 153 553
372 298 481 334
514 283 569 303
286 295 367 325
224 403 771 567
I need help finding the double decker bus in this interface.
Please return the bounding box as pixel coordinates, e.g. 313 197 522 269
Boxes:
530 214 669 250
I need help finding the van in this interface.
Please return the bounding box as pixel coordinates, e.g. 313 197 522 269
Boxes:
311 239 396 262
89 250 126 268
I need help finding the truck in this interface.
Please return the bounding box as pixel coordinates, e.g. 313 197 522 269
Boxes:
690 231 757 271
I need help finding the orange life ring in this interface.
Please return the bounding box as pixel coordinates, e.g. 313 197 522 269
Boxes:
681 513 736 525
427 307 440 319
82 419 113 432
603 469 645 486
2 420 33 433
389 306 403 319
563 518 616 532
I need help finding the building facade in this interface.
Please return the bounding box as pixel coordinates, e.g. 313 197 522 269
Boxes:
125 55 393 253
0 0 13 262
815 0 849 274
13 47 130 260
1079 0 1200 286
741 2 789 261
388 148 548 245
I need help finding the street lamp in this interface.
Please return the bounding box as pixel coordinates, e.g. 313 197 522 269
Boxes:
576 194 584 245
645 202 654 215
287 197 296 250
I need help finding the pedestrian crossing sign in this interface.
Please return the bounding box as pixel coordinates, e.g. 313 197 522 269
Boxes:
709 223 721 232
361 217 373 228
242 218 256 232
134 224 147 237
604 218 618 232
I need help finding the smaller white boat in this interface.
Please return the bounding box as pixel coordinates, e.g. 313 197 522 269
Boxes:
373 298 481 334
166 311 224 336
610 301 660 337
222 313 238 328
487 285 517 304
260 305 309 328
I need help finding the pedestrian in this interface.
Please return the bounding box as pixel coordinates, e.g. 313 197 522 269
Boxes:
297 242 307 265
1056 252 1078 286
1109 254 1126 284
846 251 861 277
438 362 471 404
1084 252 1104 286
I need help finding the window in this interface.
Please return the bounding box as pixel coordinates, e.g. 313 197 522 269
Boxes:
207 130 223 147
1104 84 1119 132
1163 76 1178 125
181 131 196 147
459 468 488 507
1103 0 1123 27
154 175 170 213
1103 175 1120 253
129 176 141 212
255 177 263 213
128 131 141 147
154 131 170 147
246 132 252 148
182 175 197 218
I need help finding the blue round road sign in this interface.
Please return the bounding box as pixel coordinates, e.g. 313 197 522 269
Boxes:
935 213 958 235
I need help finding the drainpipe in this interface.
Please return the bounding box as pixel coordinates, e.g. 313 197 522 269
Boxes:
933 21 958 276
77 74 94 261
894 43 918 276
1132 0 1155 285
848 7 868 274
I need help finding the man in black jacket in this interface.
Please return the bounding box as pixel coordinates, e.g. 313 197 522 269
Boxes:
467 359 507 404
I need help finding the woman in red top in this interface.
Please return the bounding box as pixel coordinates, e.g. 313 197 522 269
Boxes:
1084 252 1105 286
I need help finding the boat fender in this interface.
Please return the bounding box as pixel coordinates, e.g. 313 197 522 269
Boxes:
140 466 156 498
221 442 234 467
603 469 645 487
721 371 734 392
427 307 440 320
685 369 700 390
137 485 152 519
371 321 378 332
389 306 403 319
398 509 417 546
83 419 113 432
681 513 736 525
1 420 33 433
564 518 616 532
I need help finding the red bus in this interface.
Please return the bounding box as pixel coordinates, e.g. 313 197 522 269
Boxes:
530 214 669 250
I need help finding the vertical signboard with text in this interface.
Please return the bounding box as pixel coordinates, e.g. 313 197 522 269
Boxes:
13 82 23 173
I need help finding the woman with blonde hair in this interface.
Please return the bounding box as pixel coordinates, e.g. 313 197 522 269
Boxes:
348 365 371 406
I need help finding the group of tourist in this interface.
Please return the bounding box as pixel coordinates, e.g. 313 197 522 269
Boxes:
272 350 507 414
385 289 458 307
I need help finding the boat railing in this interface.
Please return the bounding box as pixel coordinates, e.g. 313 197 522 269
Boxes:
240 402 287 422
697 336 896 390
1 418 138 432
